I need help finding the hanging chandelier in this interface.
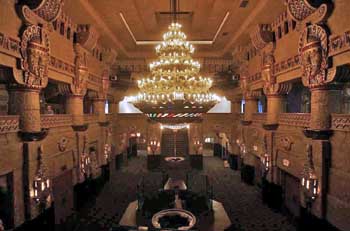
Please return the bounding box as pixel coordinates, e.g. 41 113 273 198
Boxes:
126 0 221 113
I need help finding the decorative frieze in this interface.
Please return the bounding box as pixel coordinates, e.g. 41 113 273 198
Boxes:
329 31 350 56
278 113 310 128
88 73 102 85
40 114 73 128
0 116 20 133
274 55 300 75
0 33 21 56
331 114 350 131
49 56 75 75
248 72 262 83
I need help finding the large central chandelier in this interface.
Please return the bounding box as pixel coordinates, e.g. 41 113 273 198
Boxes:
127 1 220 113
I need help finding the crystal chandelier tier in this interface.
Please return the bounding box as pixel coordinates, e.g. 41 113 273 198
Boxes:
127 1 221 113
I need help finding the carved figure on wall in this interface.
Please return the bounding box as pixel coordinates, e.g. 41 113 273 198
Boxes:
71 44 88 96
279 136 294 151
299 24 328 88
57 136 69 152
19 25 50 89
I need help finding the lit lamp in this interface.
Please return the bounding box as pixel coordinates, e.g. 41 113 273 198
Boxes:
30 146 51 206
80 152 91 178
149 139 160 155
193 138 202 154
104 143 112 162
261 136 270 174
301 144 319 205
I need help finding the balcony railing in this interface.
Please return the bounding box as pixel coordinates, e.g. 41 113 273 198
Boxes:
0 115 20 133
41 114 73 128
278 113 310 128
331 114 350 131
252 113 266 124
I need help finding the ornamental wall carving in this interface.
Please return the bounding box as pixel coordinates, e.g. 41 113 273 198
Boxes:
278 113 311 128
331 114 350 131
298 24 329 88
250 24 273 51
24 0 64 22
286 0 318 22
18 25 50 89
76 24 99 52
40 114 73 128
0 33 21 56
70 44 88 96
0 116 20 134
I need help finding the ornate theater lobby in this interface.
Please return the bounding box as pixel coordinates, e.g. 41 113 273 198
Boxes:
0 0 349 230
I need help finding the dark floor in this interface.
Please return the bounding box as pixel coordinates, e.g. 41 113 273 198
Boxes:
75 156 295 231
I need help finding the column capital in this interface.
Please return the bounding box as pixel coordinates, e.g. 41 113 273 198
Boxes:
263 82 292 97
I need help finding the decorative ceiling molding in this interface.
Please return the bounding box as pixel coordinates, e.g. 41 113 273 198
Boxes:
119 11 230 45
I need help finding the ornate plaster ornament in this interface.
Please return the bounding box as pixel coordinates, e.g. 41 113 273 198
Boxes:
18 25 50 89
250 24 274 51
279 136 294 151
71 44 88 96
286 0 330 26
57 136 69 152
76 24 99 52
298 24 329 88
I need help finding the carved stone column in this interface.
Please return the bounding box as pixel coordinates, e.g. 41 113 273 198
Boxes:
264 84 292 126
8 24 50 137
8 88 41 133
243 91 260 123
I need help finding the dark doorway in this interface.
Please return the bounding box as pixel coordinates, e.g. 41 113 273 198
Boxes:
0 173 14 229
161 129 189 156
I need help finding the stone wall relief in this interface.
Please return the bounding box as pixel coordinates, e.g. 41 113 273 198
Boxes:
57 136 69 152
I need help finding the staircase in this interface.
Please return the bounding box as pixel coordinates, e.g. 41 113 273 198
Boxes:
161 129 189 157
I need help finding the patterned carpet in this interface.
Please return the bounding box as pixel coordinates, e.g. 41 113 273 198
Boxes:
75 156 295 231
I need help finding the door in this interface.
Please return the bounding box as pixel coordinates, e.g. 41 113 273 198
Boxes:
161 129 189 156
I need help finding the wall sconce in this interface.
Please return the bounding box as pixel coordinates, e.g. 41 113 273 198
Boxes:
193 139 202 154
239 143 247 158
104 143 112 162
149 139 160 154
30 145 51 206
301 144 319 205
261 136 269 173
80 152 91 177
136 132 141 138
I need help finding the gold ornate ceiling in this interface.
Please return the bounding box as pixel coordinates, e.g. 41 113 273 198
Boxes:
64 0 285 58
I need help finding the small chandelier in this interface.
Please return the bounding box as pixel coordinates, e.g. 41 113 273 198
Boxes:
301 144 319 204
30 146 52 206
127 0 220 113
